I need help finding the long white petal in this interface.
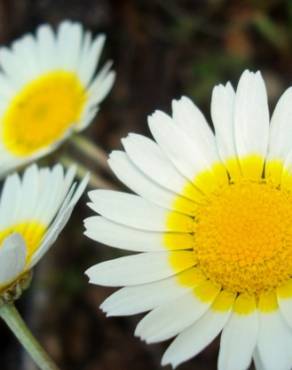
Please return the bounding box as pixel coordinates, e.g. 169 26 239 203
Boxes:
256 311 292 370
277 282 292 329
162 308 231 367
56 21 82 70
0 47 26 87
108 151 195 214
36 24 57 71
172 96 220 165
135 287 219 343
0 72 16 98
211 82 237 162
35 164 65 224
78 34 106 86
87 62 115 104
148 110 214 183
218 310 258 370
0 172 21 229
86 251 196 287
253 348 267 370
234 71 269 176
267 87 292 162
88 189 193 232
16 164 39 220
11 35 40 81
30 174 88 267
100 273 193 316
122 133 200 200
84 216 190 252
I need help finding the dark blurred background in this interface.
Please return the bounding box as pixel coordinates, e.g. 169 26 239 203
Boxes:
1 0 292 369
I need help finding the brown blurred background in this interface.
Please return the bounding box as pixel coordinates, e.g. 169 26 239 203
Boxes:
1 0 292 369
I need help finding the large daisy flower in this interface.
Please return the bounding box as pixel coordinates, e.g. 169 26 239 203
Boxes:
0 20 115 174
0 163 87 296
85 70 292 370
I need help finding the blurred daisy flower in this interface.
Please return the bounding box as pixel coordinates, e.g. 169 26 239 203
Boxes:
85 70 292 370
0 163 88 298
0 20 115 174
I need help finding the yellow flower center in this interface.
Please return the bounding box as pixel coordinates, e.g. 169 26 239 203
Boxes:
0 221 46 263
2 71 87 156
194 180 292 295
166 157 292 312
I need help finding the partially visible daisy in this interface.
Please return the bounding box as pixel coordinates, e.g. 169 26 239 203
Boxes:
0 20 115 175
85 70 292 370
0 163 88 296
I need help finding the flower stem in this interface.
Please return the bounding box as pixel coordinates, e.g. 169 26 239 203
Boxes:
0 303 60 370
71 135 109 172
61 155 116 189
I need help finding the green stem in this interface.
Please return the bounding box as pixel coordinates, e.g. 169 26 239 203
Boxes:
61 155 116 189
0 303 60 370
71 135 109 172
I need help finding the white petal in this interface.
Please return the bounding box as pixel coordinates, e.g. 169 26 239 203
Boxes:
162 308 231 367
34 207 73 267
76 31 92 82
16 164 39 220
85 251 196 287
34 164 65 224
78 34 106 86
11 35 40 81
172 96 220 164
0 47 25 87
148 110 214 183
64 165 77 192
211 82 237 162
0 72 16 98
122 133 198 199
76 107 98 131
38 164 78 224
218 310 258 370
56 21 82 70
15 164 78 228
135 288 218 343
277 286 292 329
0 172 21 229
100 273 192 316
268 87 292 161
108 151 194 213
87 62 115 103
87 190 193 232
256 311 292 370
253 348 266 370
36 24 57 71
234 70 269 160
278 294 292 329
30 203 72 268
29 174 88 267
67 173 89 208
84 216 189 252
0 233 26 286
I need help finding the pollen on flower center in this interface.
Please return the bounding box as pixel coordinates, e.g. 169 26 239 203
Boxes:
194 180 292 295
2 71 87 156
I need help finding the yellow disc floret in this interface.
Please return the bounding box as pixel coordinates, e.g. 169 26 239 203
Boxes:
194 179 292 295
166 158 292 305
2 71 87 156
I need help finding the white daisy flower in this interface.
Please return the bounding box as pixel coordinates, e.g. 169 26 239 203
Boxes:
0 163 88 295
0 20 115 175
85 70 292 370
